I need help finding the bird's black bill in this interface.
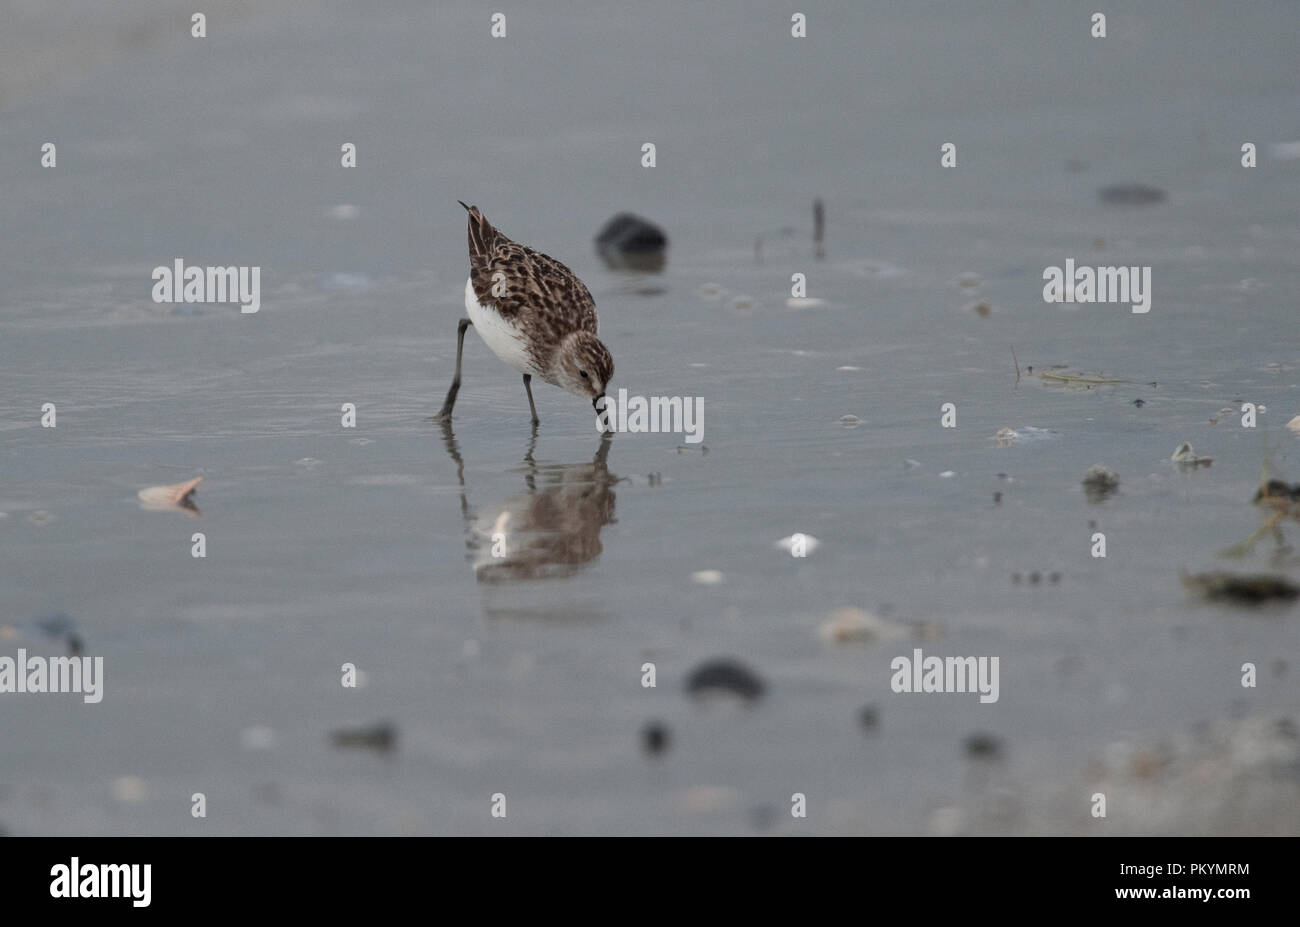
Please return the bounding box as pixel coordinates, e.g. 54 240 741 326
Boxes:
593 395 606 412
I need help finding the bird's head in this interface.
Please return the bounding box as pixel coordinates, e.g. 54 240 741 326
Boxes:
554 331 614 409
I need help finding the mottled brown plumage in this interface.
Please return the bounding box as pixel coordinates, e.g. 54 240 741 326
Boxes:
461 201 601 369
434 203 613 425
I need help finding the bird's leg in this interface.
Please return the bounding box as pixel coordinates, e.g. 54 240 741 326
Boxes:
524 420 539 464
522 373 540 425
433 319 472 422
524 424 539 492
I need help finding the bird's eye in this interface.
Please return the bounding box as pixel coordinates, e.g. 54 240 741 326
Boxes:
579 370 588 379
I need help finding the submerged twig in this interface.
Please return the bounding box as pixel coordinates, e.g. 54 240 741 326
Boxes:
813 198 825 260
1039 371 1130 386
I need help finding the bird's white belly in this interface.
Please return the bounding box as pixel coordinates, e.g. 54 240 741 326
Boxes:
464 277 536 374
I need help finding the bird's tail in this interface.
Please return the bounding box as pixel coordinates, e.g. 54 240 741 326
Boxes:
459 200 496 261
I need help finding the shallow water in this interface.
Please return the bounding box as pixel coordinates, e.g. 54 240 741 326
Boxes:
2 1 1298 835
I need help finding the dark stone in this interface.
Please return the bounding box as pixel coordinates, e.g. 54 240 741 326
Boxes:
596 213 666 253
859 705 880 732
596 213 667 271
685 658 765 701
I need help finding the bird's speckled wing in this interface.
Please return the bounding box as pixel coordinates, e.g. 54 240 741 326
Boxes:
462 203 598 340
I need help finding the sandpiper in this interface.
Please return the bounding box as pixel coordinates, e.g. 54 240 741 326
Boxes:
434 202 614 425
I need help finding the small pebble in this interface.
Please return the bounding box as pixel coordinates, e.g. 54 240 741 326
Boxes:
964 733 1003 759
1133 398 1145 408
641 721 671 756
859 705 880 731
1098 183 1167 205
329 721 397 752
111 776 148 804
818 607 909 644
685 658 765 702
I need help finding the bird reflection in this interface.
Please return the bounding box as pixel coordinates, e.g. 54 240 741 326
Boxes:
440 423 618 582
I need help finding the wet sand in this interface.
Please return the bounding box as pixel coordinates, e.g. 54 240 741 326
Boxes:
1 1 1298 835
